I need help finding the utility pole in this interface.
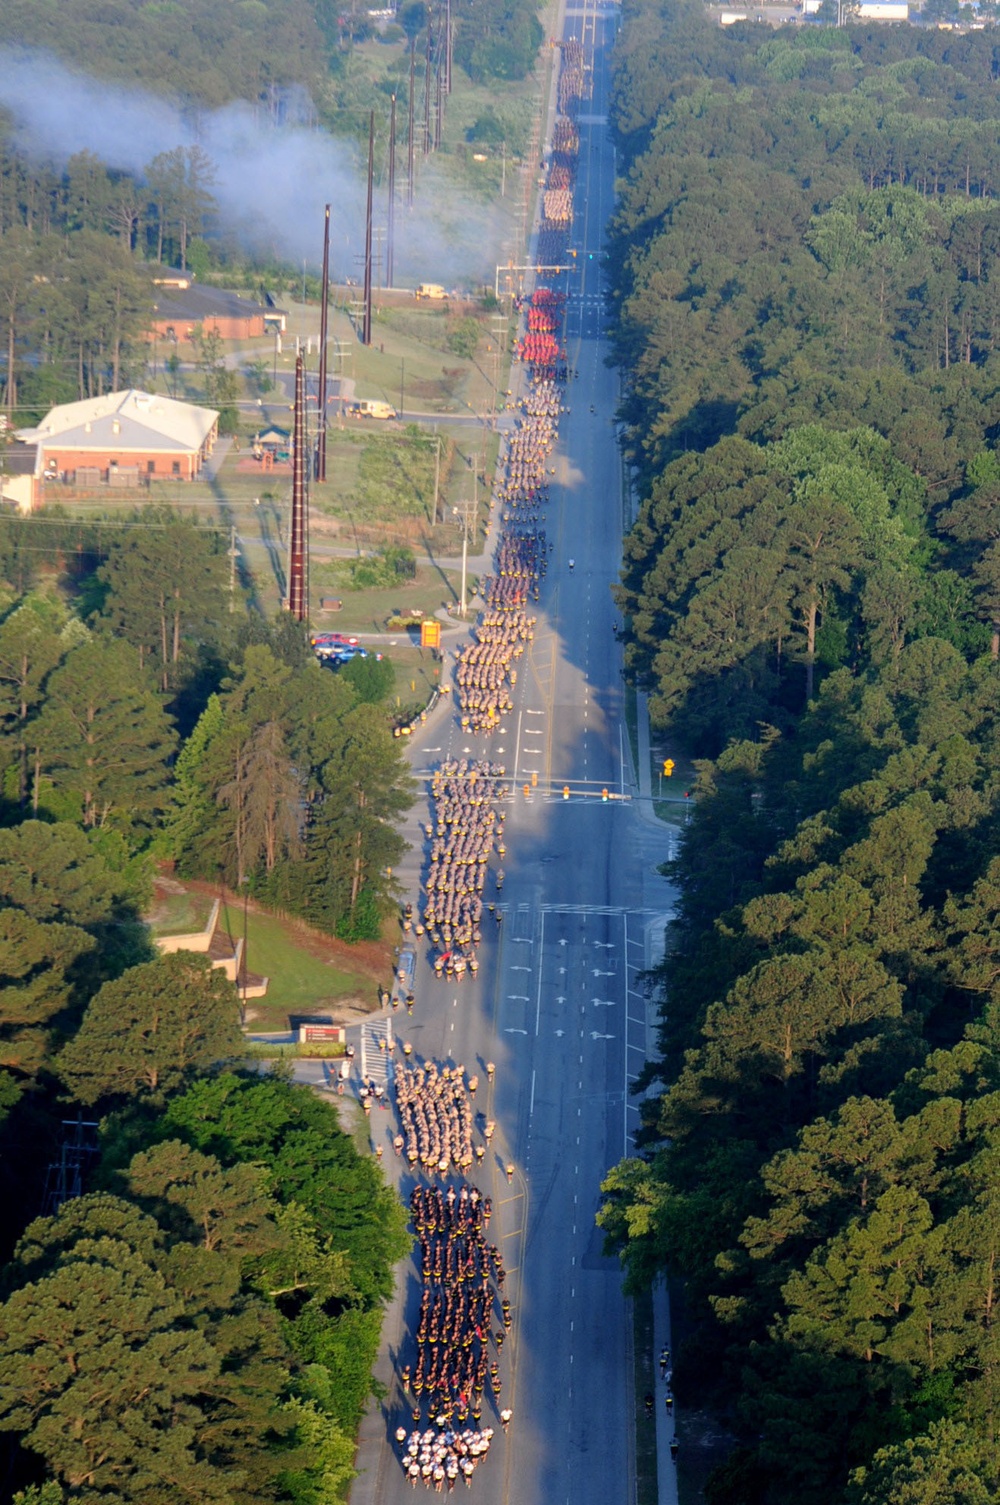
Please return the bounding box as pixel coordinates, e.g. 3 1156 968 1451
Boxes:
453 494 477 617
408 37 416 207
424 21 433 156
446 0 453 93
317 202 331 480
387 94 396 289
228 524 238 610
433 428 441 523
435 51 443 151
363 111 374 346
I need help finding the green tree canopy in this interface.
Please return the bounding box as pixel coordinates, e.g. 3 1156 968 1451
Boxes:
57 953 243 1104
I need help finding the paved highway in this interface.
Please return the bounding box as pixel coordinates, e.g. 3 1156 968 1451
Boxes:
349 5 675 1502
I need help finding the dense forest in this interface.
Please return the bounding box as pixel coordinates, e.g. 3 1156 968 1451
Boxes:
0 513 414 1502
601 4 1000 1504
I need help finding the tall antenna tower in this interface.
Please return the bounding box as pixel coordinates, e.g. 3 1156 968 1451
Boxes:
288 352 308 621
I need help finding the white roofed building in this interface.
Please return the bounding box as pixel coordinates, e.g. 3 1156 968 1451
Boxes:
17 390 219 495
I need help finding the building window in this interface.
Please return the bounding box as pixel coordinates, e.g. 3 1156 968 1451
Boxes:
171 461 181 476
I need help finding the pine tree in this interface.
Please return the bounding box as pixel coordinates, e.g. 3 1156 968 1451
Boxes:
56 953 242 1104
34 638 177 830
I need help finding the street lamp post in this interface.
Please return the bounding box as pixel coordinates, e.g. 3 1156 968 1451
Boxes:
453 497 476 616
460 523 468 616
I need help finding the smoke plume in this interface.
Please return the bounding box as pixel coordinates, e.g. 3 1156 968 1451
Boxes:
0 46 508 284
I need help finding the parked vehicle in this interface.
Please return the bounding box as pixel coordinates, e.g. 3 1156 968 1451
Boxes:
347 399 397 420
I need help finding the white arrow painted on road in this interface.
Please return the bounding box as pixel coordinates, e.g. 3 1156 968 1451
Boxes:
592 941 615 949
505 1027 528 1035
590 1031 615 1040
511 965 531 972
556 996 566 1005
592 999 616 1007
592 968 615 977
555 1029 565 1037
558 938 568 947
507 995 529 1002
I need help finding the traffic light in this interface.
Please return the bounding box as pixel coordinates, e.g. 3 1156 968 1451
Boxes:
531 771 538 787
684 790 691 800
523 784 530 798
663 759 674 777
563 785 570 800
601 787 609 802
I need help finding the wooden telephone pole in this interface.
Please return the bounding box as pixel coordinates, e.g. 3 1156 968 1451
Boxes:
316 203 330 480
362 111 374 346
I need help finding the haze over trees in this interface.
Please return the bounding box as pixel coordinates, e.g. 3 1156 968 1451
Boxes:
602 4 1000 1503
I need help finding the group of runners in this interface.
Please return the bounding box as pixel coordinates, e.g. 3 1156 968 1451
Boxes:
398 1182 511 1426
451 340 565 741
424 759 506 967
395 1061 478 1173
454 606 534 732
394 99 583 1487
396 1426 495 1490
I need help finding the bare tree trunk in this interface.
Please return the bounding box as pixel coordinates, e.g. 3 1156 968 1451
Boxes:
351 791 367 908
4 312 15 413
172 590 181 665
159 596 169 692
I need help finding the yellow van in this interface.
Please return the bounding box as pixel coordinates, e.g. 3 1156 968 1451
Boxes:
415 283 448 301
348 399 397 420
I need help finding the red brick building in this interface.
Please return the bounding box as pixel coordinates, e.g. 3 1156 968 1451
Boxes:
150 275 286 342
17 390 219 491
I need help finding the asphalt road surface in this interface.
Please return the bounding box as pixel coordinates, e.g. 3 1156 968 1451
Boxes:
349 5 675 1502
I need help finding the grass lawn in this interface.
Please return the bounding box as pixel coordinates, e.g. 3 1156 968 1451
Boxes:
309 561 465 632
218 901 379 1030
378 642 448 710
146 889 215 937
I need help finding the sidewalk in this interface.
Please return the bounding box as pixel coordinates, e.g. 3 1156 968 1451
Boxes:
653 1278 680 1505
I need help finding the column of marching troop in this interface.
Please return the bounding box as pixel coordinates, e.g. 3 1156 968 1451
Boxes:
394 1068 514 1489
397 43 583 1489
454 297 569 740
395 1061 477 1172
424 759 507 977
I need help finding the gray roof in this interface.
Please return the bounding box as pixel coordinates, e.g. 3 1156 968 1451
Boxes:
152 284 284 323
2 440 38 476
18 390 218 454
